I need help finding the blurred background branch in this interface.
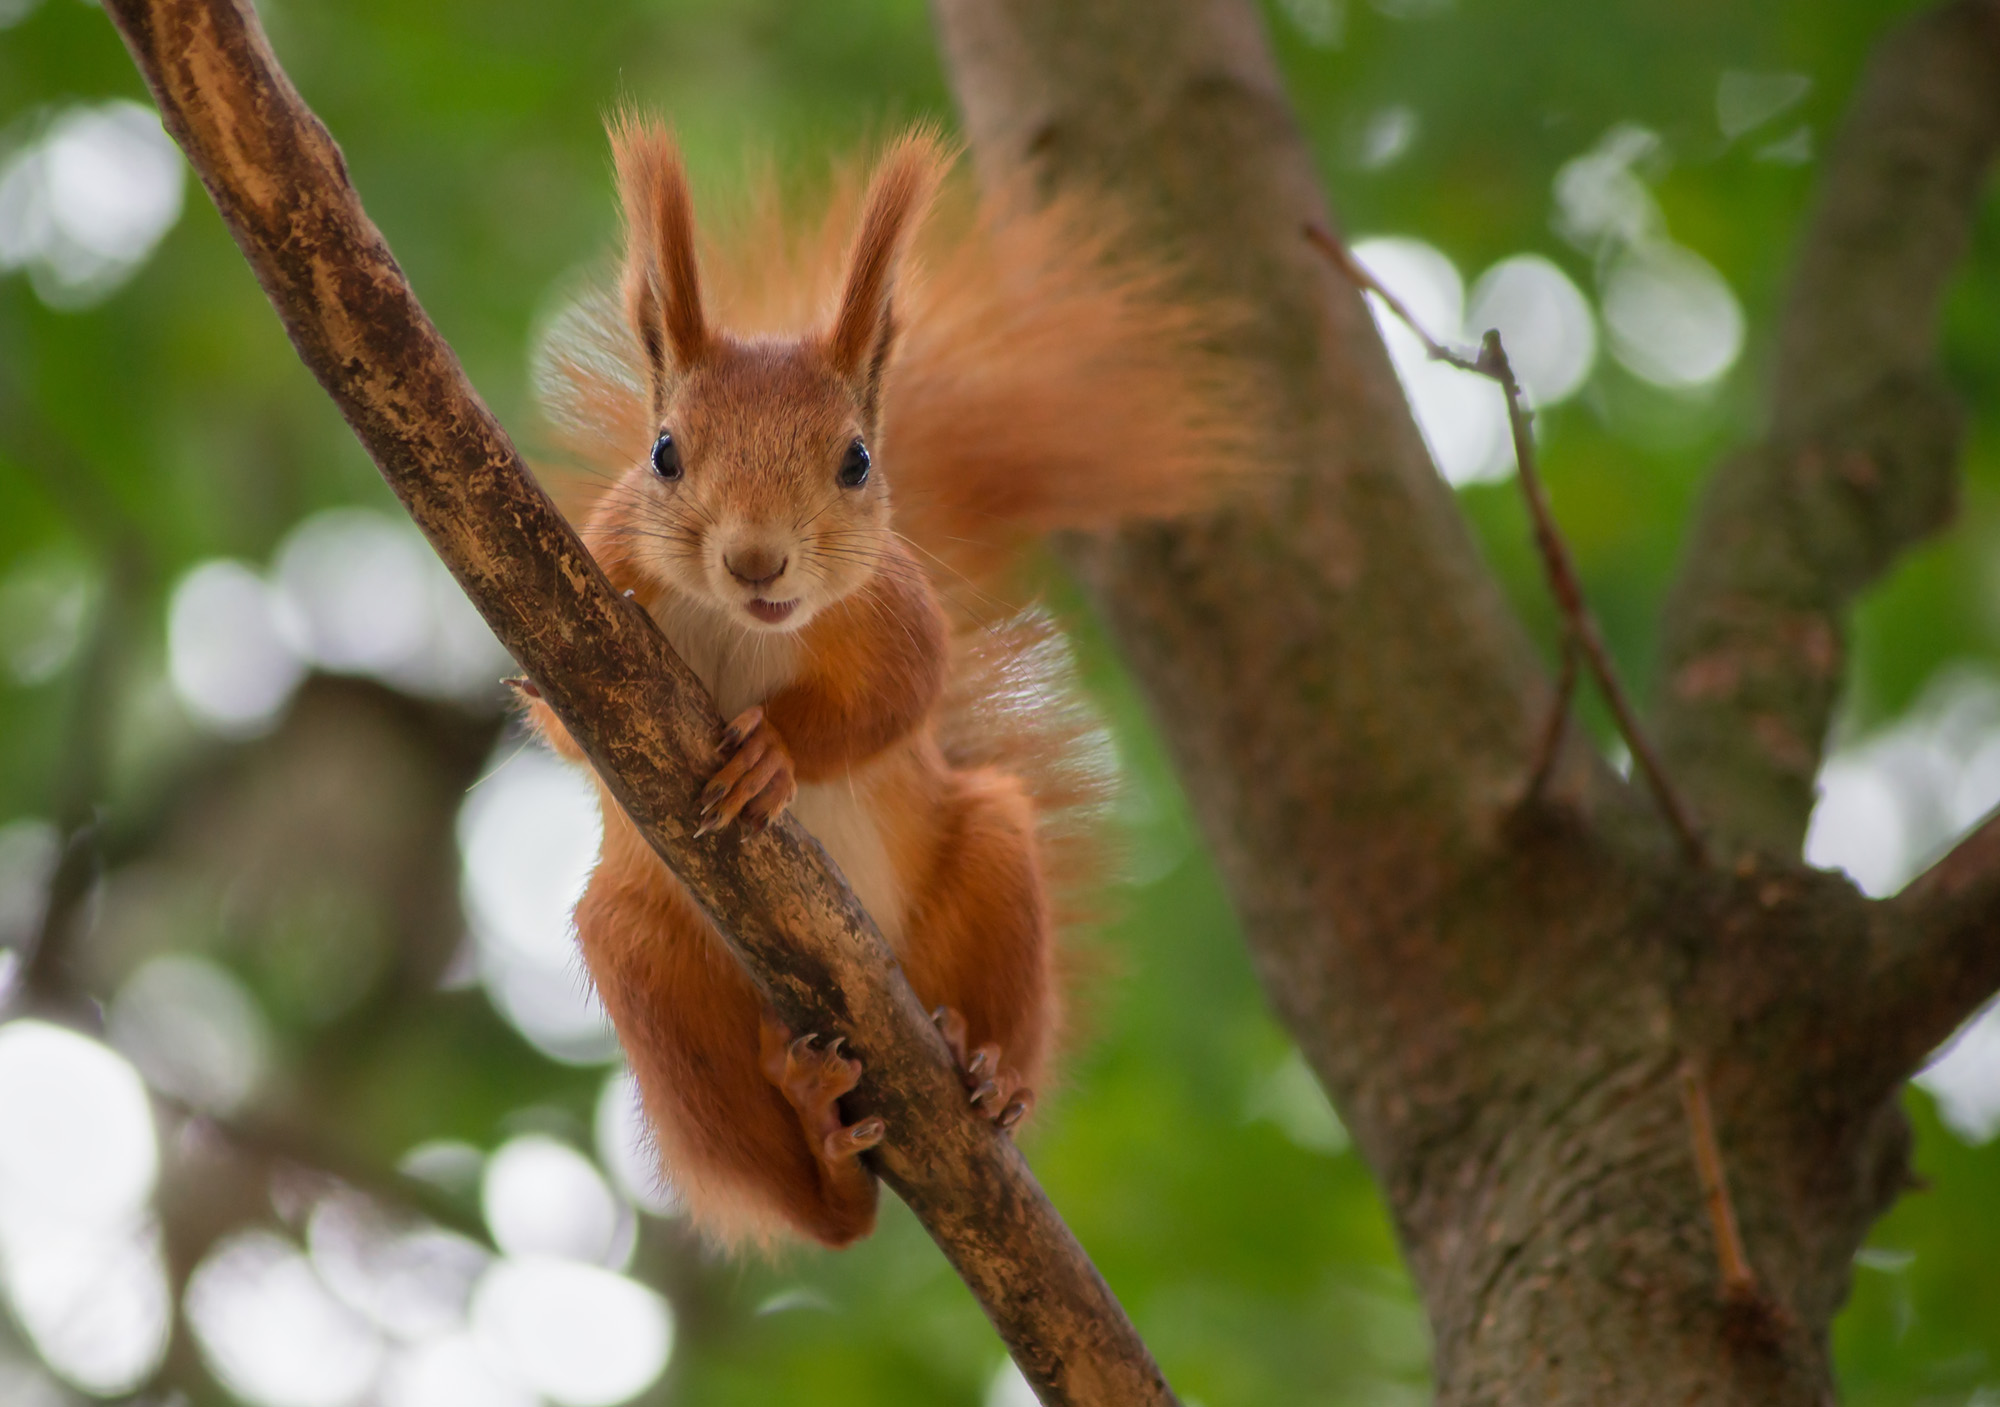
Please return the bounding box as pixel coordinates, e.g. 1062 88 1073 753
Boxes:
1654 0 2000 857
1877 803 2000 1077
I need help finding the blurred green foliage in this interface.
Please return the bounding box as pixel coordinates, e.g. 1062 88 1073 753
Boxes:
4 0 2000 1403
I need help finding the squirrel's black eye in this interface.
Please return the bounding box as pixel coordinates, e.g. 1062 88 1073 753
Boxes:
650 432 682 482
838 438 870 489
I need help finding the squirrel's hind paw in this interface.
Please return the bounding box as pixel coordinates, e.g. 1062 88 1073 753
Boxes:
697 706 797 836
760 1020 882 1164
931 1007 1035 1134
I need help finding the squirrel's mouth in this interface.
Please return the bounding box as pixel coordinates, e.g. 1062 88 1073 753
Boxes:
745 598 798 626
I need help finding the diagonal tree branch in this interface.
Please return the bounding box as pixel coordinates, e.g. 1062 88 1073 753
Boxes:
1654 0 2000 858
101 2 1172 1402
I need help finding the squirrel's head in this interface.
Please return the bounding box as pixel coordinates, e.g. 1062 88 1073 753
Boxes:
602 119 945 634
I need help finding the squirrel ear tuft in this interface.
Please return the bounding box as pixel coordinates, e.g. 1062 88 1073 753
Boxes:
825 127 950 408
610 113 710 401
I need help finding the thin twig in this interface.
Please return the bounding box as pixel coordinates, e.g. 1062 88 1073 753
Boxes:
1677 1060 1759 1303
1485 331 1707 863
1306 225 1708 865
1524 632 1579 805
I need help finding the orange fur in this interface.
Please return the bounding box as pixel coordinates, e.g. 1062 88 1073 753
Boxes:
767 546 948 782
525 118 1251 1250
610 114 710 390
823 128 947 392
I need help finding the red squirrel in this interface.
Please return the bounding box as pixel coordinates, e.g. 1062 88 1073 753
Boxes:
523 116 1251 1250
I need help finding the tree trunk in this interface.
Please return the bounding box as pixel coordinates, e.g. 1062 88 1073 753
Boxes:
932 0 2000 1401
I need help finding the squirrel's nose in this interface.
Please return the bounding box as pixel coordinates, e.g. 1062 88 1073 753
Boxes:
724 546 788 589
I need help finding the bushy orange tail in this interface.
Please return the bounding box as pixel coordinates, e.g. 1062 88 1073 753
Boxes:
884 185 1259 596
936 606 1119 935
536 137 1258 593
532 129 1253 968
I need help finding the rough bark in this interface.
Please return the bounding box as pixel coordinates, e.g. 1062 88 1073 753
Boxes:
933 0 2000 1403
101 1 1172 1402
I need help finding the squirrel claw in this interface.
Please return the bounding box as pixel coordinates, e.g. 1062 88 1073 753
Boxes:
761 1014 879 1167
701 706 797 834
930 1006 1033 1133
823 1117 886 1161
719 705 762 752
505 675 541 699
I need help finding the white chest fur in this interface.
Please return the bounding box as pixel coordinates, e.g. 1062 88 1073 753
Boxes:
790 772 907 950
650 595 909 948
653 596 803 720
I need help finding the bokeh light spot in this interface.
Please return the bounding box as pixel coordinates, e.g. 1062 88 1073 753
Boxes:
459 748 616 1063
1804 758 1908 899
109 953 271 1114
482 1135 632 1267
1466 255 1598 406
1244 1048 1350 1155
596 1068 680 1217
167 559 307 735
272 509 510 700
0 1022 168 1393
1357 105 1418 169
3 1218 171 1394
1806 670 2000 900
1601 242 1745 390
308 1192 492 1343
472 1255 672 1407
1351 236 1511 486
0 1021 157 1220
0 101 184 308
382 1331 539 1407
400 1140 487 1199
1553 124 1665 253
1276 0 1346 47
187 1230 387 1407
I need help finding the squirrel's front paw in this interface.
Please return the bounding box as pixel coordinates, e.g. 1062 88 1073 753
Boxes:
932 1007 1035 1133
696 705 797 836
